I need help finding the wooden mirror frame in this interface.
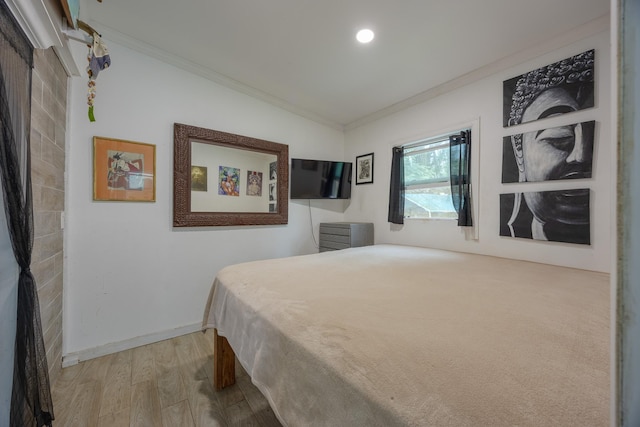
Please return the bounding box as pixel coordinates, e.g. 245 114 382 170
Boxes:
173 123 289 227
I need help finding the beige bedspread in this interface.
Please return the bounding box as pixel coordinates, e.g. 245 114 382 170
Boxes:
202 244 609 426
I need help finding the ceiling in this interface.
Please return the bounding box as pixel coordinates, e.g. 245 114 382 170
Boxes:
78 0 609 129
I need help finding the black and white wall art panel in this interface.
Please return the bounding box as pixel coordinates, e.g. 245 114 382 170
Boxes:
502 120 595 183
503 49 595 128
500 189 590 245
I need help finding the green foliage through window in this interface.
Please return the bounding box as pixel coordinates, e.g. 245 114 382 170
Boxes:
404 140 450 186
403 137 457 219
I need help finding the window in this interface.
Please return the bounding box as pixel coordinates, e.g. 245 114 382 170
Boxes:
402 131 466 220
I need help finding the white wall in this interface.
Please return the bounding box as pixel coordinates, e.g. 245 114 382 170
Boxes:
345 31 611 272
65 41 346 356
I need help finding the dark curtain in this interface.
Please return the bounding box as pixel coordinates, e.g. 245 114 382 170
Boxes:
387 146 405 224
449 130 472 227
0 1 54 426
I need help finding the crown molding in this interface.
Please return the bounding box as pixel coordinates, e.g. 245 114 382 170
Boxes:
5 0 80 76
345 13 610 131
89 21 344 131
5 0 63 49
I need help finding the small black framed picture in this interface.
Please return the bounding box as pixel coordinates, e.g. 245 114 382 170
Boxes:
355 153 374 185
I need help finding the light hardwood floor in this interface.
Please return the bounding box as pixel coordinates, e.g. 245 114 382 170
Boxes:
51 331 282 427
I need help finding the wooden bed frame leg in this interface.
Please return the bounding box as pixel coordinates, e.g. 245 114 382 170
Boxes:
213 328 236 390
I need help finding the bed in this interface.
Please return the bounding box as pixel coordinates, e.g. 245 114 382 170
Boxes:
202 244 609 426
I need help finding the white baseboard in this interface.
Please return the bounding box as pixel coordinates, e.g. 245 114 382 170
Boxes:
61 323 202 367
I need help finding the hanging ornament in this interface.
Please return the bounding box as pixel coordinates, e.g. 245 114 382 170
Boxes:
86 32 111 122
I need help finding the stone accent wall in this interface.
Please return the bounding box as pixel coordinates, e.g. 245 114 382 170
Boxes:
30 48 67 386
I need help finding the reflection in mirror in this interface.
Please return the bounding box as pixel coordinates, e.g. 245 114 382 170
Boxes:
173 123 289 227
190 141 277 213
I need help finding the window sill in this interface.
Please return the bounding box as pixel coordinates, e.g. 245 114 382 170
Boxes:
404 216 457 221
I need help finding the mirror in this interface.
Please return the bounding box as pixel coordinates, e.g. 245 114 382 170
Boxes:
173 123 289 227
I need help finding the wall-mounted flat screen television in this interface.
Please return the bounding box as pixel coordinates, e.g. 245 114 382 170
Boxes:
290 158 352 199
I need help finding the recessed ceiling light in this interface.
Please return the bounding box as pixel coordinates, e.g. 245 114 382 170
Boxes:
356 29 375 44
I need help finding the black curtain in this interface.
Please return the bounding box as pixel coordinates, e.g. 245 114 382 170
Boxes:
387 146 405 224
0 1 54 426
449 130 472 227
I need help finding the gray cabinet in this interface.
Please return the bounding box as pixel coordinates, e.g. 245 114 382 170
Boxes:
319 222 374 252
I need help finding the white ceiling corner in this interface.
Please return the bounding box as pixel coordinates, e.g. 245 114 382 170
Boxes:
79 0 610 129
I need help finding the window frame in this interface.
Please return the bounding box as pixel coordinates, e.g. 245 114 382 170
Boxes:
393 119 480 239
